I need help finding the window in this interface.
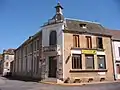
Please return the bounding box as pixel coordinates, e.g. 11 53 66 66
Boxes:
118 47 120 57
6 55 9 60
36 56 39 74
97 55 106 69
73 35 80 47
86 36 92 48
30 43 33 52
85 55 94 69
37 40 39 50
33 41 37 51
49 31 57 45
97 37 103 49
72 54 82 69
25 47 27 55
79 24 87 29
116 64 120 74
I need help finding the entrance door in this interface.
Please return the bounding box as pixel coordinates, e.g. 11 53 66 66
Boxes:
49 56 57 78
116 64 120 79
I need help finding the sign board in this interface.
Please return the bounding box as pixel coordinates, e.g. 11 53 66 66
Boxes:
82 50 96 54
98 72 106 75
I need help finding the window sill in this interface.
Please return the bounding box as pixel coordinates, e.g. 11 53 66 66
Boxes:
96 48 105 51
69 69 107 73
71 47 105 51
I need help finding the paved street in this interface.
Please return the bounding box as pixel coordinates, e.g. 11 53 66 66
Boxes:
0 77 120 90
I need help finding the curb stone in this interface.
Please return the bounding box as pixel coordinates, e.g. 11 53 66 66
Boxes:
39 81 120 86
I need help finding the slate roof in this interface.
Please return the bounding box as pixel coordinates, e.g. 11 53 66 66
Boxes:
64 19 111 36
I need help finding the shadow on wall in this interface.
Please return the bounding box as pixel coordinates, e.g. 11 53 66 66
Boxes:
65 54 71 64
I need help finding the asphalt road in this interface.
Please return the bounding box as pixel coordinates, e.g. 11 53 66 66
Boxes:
0 77 120 90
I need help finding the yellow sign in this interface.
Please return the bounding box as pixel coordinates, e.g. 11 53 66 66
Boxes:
82 50 96 54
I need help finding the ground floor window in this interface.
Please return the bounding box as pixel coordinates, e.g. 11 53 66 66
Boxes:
116 64 120 74
85 55 94 69
97 55 106 69
72 54 82 69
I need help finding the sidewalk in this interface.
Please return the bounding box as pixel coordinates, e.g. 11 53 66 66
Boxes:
40 80 120 86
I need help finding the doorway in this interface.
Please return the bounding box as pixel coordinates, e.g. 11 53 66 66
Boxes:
48 56 57 78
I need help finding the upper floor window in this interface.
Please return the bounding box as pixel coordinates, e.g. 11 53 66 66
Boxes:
29 43 33 52
33 41 37 51
37 40 39 50
5 55 9 60
73 35 80 47
49 31 57 45
97 37 103 49
25 47 27 55
86 36 92 48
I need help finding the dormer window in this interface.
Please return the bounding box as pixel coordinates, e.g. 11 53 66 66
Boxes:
79 24 87 29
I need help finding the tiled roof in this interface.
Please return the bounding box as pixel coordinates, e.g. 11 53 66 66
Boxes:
107 29 120 40
65 19 111 36
3 49 15 55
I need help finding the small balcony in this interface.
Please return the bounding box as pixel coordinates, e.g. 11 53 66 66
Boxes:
43 45 57 52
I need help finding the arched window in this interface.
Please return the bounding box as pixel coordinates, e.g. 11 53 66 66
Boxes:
49 31 57 45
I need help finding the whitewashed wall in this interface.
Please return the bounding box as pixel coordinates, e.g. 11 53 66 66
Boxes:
42 23 64 47
112 41 120 79
112 41 120 60
42 22 65 79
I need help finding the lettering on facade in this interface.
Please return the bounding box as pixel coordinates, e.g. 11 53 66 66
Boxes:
82 50 96 54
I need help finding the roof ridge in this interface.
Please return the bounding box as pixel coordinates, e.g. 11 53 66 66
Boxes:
106 28 120 31
65 18 101 24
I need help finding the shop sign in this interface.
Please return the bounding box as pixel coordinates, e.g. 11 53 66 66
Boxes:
82 50 96 54
98 72 106 75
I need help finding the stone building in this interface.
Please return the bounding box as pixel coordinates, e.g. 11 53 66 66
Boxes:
13 3 114 83
0 54 3 74
13 31 42 79
2 49 15 76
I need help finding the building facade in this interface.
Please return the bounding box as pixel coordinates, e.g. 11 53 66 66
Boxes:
109 30 120 80
0 54 3 74
13 3 114 83
2 49 15 76
13 32 42 79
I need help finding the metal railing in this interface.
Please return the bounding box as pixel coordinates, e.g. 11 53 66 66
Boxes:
43 45 57 52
